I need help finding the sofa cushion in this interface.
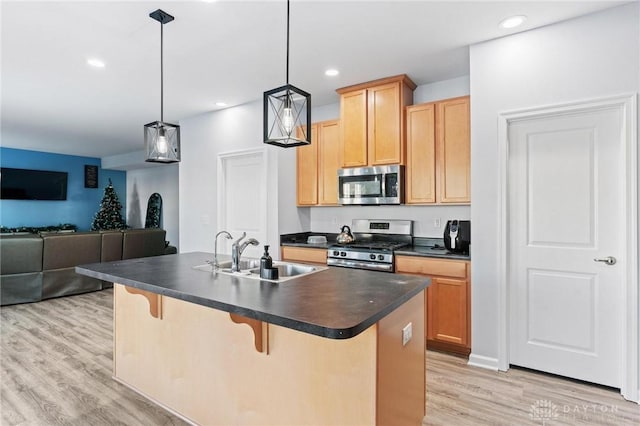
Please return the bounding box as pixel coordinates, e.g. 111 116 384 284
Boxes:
42 232 102 270
122 229 166 260
101 231 123 262
42 268 102 299
0 272 42 305
0 235 43 274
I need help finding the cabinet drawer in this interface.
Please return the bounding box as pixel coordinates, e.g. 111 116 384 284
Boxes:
281 246 327 264
396 256 467 278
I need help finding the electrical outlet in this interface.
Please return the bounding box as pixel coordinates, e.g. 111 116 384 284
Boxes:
402 322 412 346
331 217 338 225
434 218 441 228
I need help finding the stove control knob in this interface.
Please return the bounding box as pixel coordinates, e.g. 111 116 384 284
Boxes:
340 251 347 257
378 254 385 261
333 250 340 256
369 254 376 260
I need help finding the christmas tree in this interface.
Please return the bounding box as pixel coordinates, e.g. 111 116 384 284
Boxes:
91 179 127 230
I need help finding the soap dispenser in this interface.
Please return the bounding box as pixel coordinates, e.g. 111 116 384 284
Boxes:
260 245 273 278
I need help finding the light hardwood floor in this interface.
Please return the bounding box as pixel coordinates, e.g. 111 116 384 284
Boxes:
1 289 639 425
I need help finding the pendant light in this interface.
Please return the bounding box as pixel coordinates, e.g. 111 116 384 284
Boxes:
144 9 180 163
263 0 311 148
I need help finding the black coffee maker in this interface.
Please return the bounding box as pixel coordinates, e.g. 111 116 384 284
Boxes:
444 220 471 254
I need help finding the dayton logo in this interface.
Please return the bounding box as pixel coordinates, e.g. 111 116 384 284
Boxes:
530 399 559 424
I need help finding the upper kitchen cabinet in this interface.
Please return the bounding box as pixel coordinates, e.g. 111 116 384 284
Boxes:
337 75 416 167
317 120 341 205
296 120 341 206
296 124 318 206
406 95 470 204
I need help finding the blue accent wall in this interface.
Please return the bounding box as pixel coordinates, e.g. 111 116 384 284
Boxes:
0 148 126 231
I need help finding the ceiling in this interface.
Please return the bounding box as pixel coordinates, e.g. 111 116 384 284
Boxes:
1 0 628 159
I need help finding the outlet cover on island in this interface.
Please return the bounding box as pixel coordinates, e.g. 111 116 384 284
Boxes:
402 322 412 346
434 218 441 228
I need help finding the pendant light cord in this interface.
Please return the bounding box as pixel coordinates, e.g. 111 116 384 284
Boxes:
160 21 164 123
286 0 289 85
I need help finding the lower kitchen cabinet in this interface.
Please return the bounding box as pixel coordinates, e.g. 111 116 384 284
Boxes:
396 255 471 356
281 246 327 264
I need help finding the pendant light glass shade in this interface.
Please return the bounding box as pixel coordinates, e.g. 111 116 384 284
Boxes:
145 9 180 163
263 0 311 148
144 121 180 163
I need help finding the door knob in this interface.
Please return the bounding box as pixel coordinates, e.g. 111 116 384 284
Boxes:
593 256 617 265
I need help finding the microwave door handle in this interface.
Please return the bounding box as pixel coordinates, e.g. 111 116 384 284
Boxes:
380 174 386 198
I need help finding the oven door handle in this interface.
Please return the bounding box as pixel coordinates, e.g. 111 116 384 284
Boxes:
327 258 394 272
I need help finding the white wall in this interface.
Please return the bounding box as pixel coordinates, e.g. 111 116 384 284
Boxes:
469 2 639 370
308 75 471 237
310 205 470 237
126 164 180 250
178 100 306 256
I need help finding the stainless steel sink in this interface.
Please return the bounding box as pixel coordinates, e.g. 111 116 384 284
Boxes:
192 259 327 282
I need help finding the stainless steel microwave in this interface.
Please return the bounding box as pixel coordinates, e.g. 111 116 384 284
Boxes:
338 165 404 205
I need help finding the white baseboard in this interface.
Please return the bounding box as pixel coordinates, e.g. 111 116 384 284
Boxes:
467 353 500 371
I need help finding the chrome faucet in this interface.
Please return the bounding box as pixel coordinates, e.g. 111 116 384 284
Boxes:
211 230 232 270
231 232 260 272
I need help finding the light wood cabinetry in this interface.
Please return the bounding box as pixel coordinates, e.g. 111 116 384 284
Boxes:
296 125 318 205
281 245 327 264
337 75 416 167
317 120 341 205
296 120 341 206
396 255 471 356
114 284 425 425
406 95 470 204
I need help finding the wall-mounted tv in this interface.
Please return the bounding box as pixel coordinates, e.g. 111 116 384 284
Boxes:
1 167 68 200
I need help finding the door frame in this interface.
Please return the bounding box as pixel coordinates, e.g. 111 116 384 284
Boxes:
496 94 638 402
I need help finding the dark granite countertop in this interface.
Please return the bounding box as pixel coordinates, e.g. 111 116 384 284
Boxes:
395 247 470 261
280 233 471 261
398 237 470 260
76 251 429 340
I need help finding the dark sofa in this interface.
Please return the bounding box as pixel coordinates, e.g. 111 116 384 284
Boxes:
0 228 170 306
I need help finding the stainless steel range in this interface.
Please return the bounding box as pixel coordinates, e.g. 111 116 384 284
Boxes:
327 219 412 272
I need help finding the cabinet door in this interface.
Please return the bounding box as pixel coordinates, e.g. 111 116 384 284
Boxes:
367 82 402 165
406 103 436 203
436 96 470 203
318 120 341 205
340 89 368 167
281 246 327 264
296 124 318 206
427 277 469 347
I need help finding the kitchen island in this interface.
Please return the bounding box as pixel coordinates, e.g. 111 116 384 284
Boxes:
76 251 429 425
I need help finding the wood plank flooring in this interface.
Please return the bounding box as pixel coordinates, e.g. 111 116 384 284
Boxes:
1 289 639 425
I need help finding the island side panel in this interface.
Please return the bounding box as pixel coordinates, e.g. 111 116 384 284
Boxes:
376 290 426 425
113 283 378 425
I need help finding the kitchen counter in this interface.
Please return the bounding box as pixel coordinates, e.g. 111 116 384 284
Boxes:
76 251 428 425
76 251 429 339
280 233 471 261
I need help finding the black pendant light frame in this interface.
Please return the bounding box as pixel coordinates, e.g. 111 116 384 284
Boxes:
145 9 181 163
263 0 311 148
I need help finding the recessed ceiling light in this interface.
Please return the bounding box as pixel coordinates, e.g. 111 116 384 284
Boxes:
499 15 527 29
325 69 339 77
87 58 105 68
215 102 227 107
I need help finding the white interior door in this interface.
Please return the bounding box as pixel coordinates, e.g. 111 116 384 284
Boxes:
508 105 625 388
217 148 267 259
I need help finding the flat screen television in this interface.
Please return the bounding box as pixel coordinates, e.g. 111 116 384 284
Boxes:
0 167 68 200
